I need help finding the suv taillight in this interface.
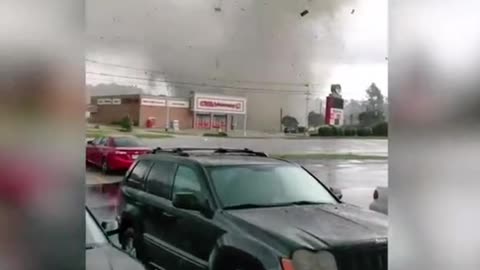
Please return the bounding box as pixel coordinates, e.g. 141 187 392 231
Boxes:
373 190 379 200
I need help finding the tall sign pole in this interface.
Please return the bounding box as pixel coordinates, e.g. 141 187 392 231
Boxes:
325 84 344 126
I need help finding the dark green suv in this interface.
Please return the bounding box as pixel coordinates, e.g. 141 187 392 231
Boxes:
117 148 387 270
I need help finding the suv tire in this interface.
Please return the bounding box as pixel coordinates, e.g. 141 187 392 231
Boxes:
216 256 264 270
120 227 145 262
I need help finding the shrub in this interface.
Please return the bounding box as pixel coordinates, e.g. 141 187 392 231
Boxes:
344 127 357 136
120 116 133 132
318 125 334 136
335 127 345 136
330 125 338 136
372 122 388 136
357 127 373 136
203 132 228 137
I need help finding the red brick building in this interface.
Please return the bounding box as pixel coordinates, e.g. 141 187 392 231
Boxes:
90 94 192 129
89 93 247 131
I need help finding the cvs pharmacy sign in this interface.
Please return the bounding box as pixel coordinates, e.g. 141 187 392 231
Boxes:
195 95 246 114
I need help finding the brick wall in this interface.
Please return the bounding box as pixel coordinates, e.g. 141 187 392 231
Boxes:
90 95 193 129
90 95 140 125
170 108 194 129
139 106 193 129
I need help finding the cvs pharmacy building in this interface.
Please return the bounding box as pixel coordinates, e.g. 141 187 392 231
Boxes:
192 93 247 132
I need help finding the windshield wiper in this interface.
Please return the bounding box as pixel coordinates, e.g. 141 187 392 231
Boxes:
223 203 285 210
223 201 328 210
283 201 328 206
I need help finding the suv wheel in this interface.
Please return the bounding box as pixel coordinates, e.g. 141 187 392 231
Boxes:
121 227 145 260
217 257 263 270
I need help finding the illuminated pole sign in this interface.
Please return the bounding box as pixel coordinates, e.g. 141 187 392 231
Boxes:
324 84 344 126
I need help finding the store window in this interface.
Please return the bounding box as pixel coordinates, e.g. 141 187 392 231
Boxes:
212 115 226 129
196 114 211 129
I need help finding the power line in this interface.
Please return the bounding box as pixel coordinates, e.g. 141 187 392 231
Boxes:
86 71 324 95
86 76 319 96
85 59 166 75
85 58 325 87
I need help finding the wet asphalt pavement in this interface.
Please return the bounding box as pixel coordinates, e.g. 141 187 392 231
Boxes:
143 137 387 156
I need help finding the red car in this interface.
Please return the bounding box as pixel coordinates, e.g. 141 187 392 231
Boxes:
86 136 151 174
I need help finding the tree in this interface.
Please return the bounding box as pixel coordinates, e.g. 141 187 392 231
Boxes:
281 115 299 129
120 115 133 132
359 83 385 126
366 83 385 113
307 111 324 127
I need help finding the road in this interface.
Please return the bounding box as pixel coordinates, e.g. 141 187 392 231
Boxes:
142 136 387 156
86 158 388 222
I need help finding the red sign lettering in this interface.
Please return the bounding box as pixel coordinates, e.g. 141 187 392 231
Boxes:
199 100 242 110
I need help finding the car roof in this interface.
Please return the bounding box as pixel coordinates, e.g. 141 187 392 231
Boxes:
109 135 137 139
140 153 292 167
191 155 291 166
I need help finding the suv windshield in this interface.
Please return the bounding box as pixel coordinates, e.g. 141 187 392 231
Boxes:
86 210 108 249
208 165 337 209
113 137 143 147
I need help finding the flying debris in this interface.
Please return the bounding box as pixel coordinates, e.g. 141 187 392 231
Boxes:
300 10 309 17
214 7 222 12
351 9 355 14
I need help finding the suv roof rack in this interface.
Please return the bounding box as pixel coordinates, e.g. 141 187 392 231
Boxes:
151 147 268 157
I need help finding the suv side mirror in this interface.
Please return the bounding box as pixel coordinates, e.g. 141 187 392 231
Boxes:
173 192 208 213
330 187 343 200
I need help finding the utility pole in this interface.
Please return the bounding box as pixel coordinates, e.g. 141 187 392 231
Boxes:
305 84 311 128
280 107 283 132
165 84 170 131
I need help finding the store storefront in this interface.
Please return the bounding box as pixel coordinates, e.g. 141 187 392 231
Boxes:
191 93 247 132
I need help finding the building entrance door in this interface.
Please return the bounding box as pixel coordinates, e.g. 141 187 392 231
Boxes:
212 115 227 130
196 114 211 129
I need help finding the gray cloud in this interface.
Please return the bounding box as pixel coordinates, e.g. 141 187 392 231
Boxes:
87 0 385 129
